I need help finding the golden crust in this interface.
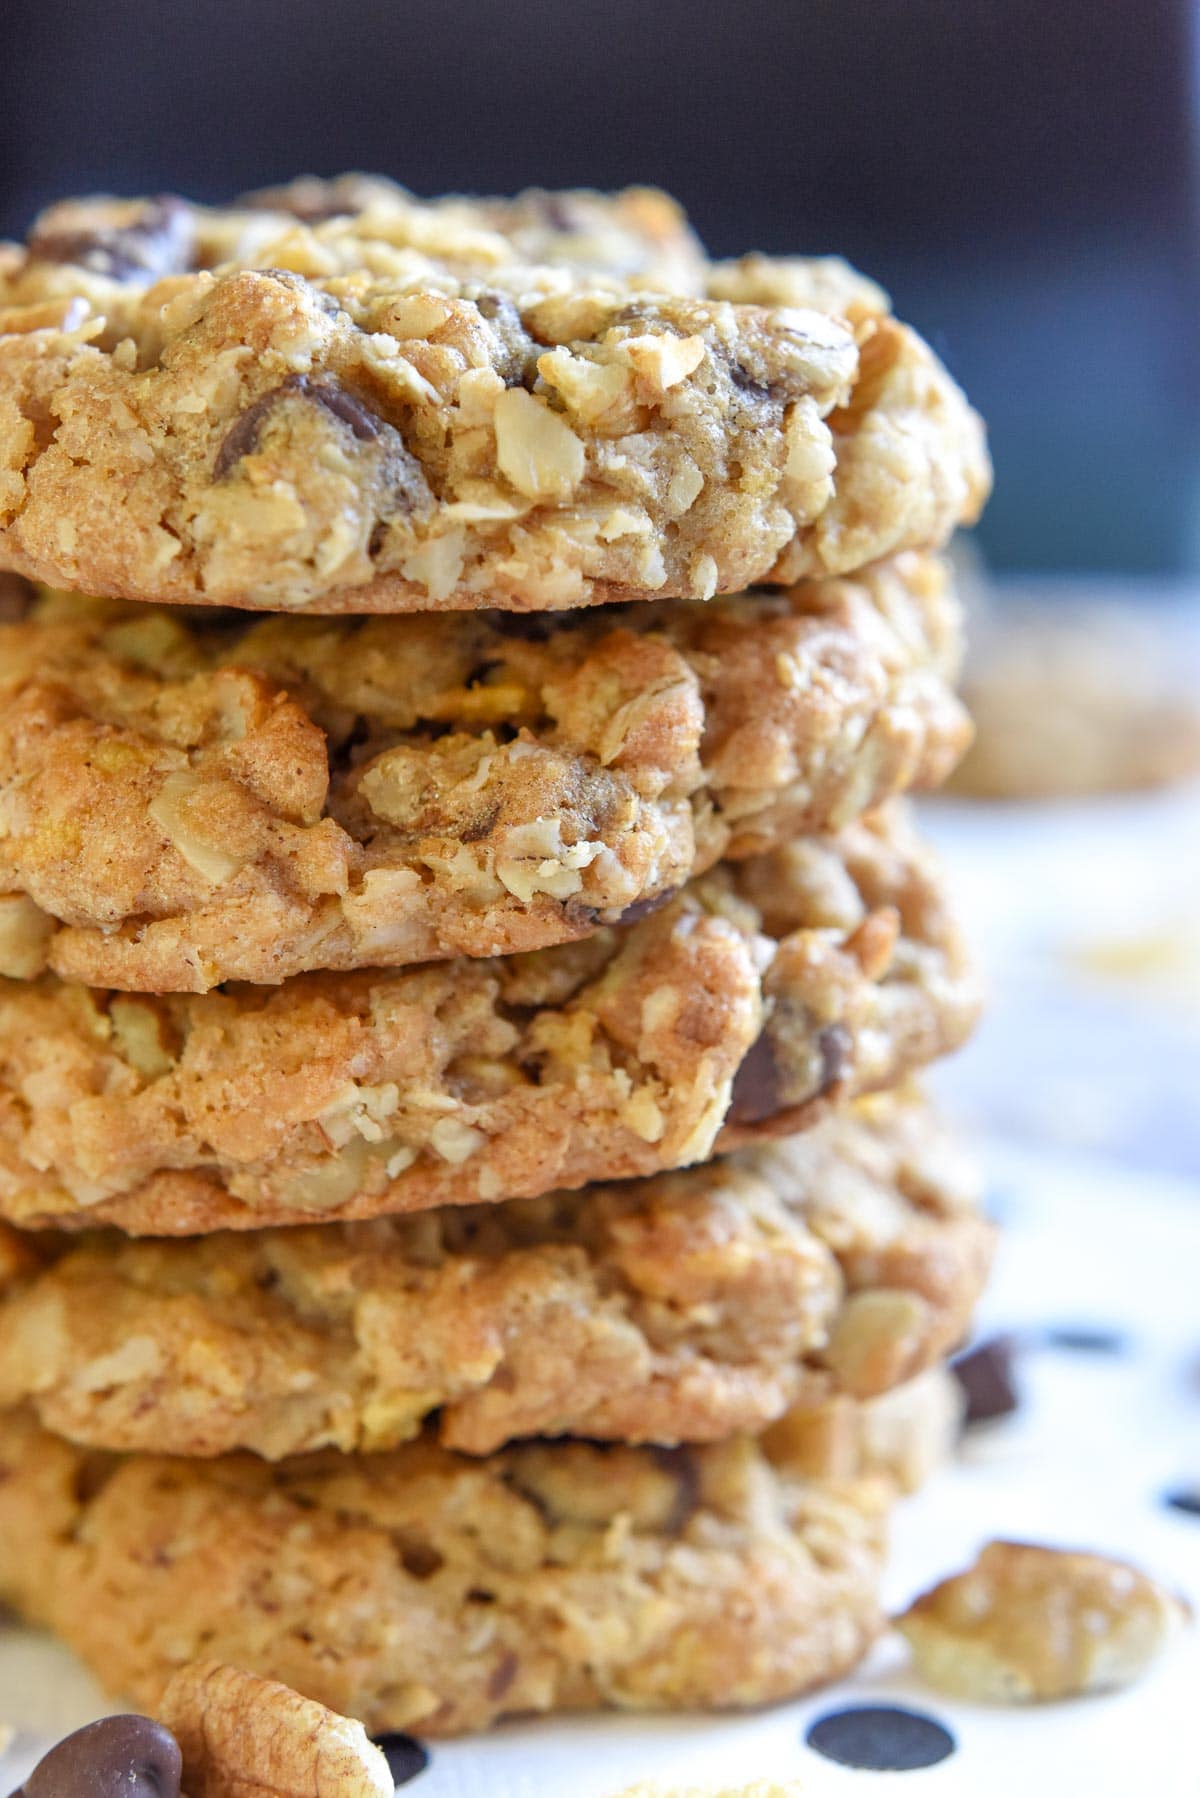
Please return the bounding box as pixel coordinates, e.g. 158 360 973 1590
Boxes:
0 1404 895 1735
0 806 979 1234
0 187 988 612
0 555 969 991
0 1089 992 1457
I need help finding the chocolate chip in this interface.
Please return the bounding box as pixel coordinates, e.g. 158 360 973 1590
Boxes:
727 1030 782 1127
1164 1489 1200 1518
371 1733 429 1784
242 176 373 223
952 1333 1020 1426
817 1021 853 1094
14 1715 182 1798
728 360 773 404
0 574 35 622
459 802 503 844
806 1705 956 1771
527 191 578 232
1042 1325 1129 1354
489 610 560 643
28 197 193 281
468 289 538 384
651 1445 701 1533
259 268 343 317
615 888 679 926
486 1650 519 1700
213 374 381 479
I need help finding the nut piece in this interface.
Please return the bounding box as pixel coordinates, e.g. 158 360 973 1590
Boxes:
897 1540 1191 1701
157 1662 392 1798
492 387 586 498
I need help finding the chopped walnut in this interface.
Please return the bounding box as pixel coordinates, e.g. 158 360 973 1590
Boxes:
897 1540 1191 1701
158 1661 392 1798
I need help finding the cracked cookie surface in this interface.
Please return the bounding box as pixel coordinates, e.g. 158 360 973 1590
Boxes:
0 555 969 991
0 1089 992 1457
0 182 989 612
0 1404 897 1735
0 805 979 1234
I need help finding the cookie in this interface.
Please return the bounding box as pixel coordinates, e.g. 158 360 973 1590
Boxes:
948 598 1200 800
0 1089 992 1457
0 806 979 1234
238 175 711 288
0 554 970 991
0 185 989 612
0 1403 900 1735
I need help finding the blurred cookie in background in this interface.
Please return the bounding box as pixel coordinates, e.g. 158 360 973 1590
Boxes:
948 590 1200 800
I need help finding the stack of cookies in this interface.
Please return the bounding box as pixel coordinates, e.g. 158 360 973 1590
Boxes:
0 178 991 1736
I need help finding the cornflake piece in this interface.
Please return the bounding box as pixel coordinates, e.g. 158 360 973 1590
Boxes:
897 1539 1192 1701
158 1662 392 1798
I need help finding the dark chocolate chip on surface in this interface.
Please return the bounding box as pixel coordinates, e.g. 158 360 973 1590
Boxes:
806 1704 956 1771
1164 1488 1200 1518
15 1715 182 1798
214 374 381 479
371 1733 430 1784
952 1333 1020 1426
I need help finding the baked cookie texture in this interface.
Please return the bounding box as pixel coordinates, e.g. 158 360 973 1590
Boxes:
0 1399 914 1735
0 184 989 612
0 1089 992 1458
0 805 979 1234
0 554 970 991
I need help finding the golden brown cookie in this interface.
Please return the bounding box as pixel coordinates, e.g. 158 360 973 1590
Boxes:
0 806 979 1234
0 555 969 991
0 1403 901 1735
0 185 988 612
0 1089 992 1457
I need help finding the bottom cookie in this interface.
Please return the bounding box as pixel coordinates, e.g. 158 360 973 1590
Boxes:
0 1391 940 1736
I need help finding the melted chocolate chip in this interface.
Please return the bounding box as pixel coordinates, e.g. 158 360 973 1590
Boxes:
952 1334 1020 1426
727 1030 782 1127
651 1444 701 1533
806 1705 956 1771
616 888 679 926
0 573 35 622
817 1021 853 1093
15 1715 182 1798
28 197 193 281
528 191 578 232
371 1733 430 1784
459 802 503 844
728 360 773 403
1163 1488 1200 1518
213 374 381 479
486 1650 519 1700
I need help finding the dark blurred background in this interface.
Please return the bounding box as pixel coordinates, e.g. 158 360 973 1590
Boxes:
1 0 1196 573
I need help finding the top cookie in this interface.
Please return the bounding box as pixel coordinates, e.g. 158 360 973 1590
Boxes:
0 179 990 612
